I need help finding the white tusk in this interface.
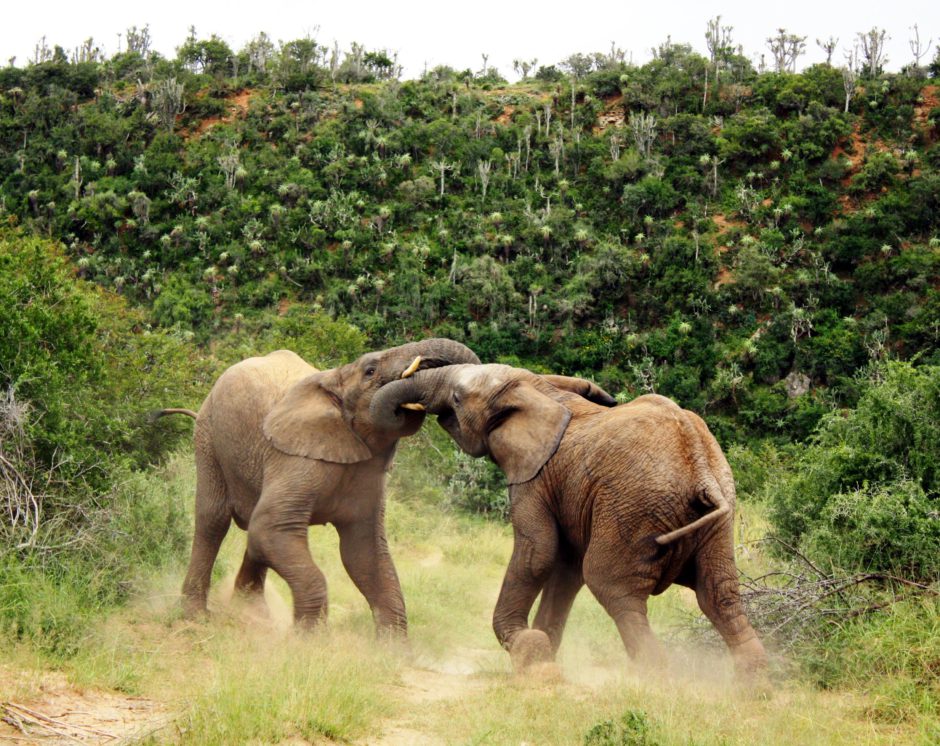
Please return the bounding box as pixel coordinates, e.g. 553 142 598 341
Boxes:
400 403 426 411
401 356 422 378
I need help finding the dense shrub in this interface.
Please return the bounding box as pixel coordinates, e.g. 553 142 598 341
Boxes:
769 361 940 580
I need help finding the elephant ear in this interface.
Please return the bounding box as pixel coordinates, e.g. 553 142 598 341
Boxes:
486 380 572 485
262 371 373 463
540 374 617 406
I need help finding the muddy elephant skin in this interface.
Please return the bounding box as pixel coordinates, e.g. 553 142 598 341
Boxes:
372 363 767 674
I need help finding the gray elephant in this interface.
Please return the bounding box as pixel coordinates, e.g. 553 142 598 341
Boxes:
371 364 767 674
155 338 479 635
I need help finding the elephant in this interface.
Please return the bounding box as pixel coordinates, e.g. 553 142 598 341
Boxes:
154 338 479 635
371 363 768 675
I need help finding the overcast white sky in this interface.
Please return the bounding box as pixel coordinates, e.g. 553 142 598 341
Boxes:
2 1 939 78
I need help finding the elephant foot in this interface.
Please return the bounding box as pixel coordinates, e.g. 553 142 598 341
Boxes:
521 660 564 684
232 591 270 623
293 608 329 631
731 639 772 694
375 621 409 646
508 629 555 674
181 596 210 621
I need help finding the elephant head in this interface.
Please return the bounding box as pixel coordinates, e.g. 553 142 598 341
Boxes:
370 364 610 483
263 339 480 463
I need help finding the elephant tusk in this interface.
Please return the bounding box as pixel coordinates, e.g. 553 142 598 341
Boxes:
400 402 426 411
401 356 422 379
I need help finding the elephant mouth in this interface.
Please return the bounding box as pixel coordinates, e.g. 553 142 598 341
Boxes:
436 407 458 434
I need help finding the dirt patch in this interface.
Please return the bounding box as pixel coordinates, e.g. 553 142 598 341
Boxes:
714 266 735 288
711 212 744 235
914 84 939 142
594 94 625 133
494 104 515 125
368 653 491 745
0 670 168 744
188 88 256 138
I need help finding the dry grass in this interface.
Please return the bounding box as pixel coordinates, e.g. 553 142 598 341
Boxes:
1 450 932 744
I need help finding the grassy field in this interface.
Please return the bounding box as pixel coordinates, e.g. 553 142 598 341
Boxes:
1 444 935 745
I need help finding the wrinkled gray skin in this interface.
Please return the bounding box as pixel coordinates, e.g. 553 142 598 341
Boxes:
372 364 767 674
157 339 479 635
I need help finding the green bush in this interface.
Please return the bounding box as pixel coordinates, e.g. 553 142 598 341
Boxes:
802 596 940 726
769 361 940 580
0 229 199 652
584 710 660 746
0 456 190 655
446 452 509 520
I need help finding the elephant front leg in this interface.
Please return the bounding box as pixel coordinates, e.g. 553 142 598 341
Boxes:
337 518 407 638
493 507 560 673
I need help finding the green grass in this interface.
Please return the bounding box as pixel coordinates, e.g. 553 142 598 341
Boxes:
2 443 937 744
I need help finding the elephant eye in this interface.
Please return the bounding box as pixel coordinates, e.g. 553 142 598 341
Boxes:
365 366 377 378
453 391 461 404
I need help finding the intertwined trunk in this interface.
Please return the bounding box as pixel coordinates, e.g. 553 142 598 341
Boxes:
370 364 473 432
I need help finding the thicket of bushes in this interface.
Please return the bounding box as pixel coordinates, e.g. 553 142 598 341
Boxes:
769 362 940 581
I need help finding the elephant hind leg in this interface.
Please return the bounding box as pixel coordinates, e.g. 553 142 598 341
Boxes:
583 549 663 667
234 550 268 598
693 538 767 675
531 558 583 654
247 501 328 628
181 452 231 617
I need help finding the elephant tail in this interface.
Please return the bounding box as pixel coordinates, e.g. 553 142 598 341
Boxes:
149 407 198 422
654 480 731 546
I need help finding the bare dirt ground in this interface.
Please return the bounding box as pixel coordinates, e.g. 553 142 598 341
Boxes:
0 669 168 744
372 662 489 746
187 89 255 138
593 94 625 133
0 655 490 745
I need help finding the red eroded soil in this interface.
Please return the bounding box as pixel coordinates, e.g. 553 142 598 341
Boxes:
495 105 515 125
594 94 625 133
188 89 256 137
914 84 939 142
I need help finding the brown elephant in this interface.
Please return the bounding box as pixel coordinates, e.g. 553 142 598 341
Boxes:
371 364 768 674
155 338 479 635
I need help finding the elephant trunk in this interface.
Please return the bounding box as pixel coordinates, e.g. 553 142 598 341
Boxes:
370 364 471 432
394 338 480 375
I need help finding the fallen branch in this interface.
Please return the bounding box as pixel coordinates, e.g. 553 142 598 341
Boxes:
673 540 938 652
1 701 118 742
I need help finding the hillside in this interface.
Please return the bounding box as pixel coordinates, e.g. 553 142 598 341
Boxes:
1 29 939 745
1 39 938 442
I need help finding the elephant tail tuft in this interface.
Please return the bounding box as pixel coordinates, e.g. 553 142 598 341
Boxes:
654 481 731 545
149 407 198 423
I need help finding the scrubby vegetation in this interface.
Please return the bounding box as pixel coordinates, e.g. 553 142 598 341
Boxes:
1 19 938 743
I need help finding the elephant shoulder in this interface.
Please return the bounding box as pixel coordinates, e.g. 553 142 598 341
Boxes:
228 351 316 381
626 393 681 411
209 352 317 411
263 349 316 368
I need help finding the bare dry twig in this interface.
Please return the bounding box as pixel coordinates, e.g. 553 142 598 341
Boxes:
673 537 938 653
1 700 119 742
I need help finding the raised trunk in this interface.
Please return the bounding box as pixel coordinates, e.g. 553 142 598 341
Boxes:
370 364 471 432
396 338 480 372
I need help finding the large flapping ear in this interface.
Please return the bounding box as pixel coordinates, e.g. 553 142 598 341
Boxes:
262 371 373 463
540 374 617 407
487 380 572 484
